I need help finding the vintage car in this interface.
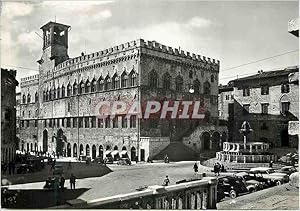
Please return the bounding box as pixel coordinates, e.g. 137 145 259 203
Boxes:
16 164 34 174
276 166 298 176
43 177 60 190
217 176 249 198
249 167 289 185
117 158 132 165
104 156 114 164
235 172 266 192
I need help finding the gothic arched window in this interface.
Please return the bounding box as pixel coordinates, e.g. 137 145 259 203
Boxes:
61 85 65 97
85 79 91 93
121 71 128 88
91 78 96 92
112 74 120 89
162 72 171 90
46 90 49 101
203 81 211 95
129 71 137 86
53 88 56 99
35 92 38 102
73 82 78 95
79 81 84 94
43 91 46 101
104 75 111 91
67 83 71 96
22 94 26 103
149 69 158 88
57 86 60 99
97 76 104 91
175 75 183 92
27 94 31 103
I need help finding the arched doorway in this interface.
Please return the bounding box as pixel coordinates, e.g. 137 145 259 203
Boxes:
92 145 96 159
211 132 220 150
201 132 210 150
21 142 24 152
86 144 90 157
121 146 128 158
99 145 103 158
281 128 289 147
79 144 84 155
34 143 38 152
43 130 48 152
27 143 29 152
131 147 136 161
112 146 119 161
30 143 33 152
73 143 77 157
67 143 71 157
57 129 66 156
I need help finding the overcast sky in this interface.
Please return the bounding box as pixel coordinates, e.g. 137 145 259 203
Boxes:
1 0 298 89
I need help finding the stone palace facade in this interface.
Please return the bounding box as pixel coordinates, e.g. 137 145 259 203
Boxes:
19 21 222 161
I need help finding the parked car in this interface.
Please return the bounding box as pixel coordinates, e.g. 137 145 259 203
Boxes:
276 166 298 176
217 185 226 202
104 156 114 164
93 156 104 164
117 158 132 165
217 176 249 198
16 164 33 174
249 167 289 185
43 177 60 190
235 172 265 192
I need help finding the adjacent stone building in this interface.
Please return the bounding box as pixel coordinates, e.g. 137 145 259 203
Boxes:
219 66 299 148
1 68 19 162
19 21 222 161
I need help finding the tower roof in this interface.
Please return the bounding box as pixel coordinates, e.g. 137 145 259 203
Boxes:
40 21 70 30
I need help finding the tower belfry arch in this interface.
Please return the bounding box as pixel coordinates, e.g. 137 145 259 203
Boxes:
39 21 70 66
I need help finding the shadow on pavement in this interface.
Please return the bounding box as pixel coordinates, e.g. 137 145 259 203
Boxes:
2 188 90 209
2 162 112 185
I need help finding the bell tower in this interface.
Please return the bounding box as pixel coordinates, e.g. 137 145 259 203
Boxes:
39 21 70 66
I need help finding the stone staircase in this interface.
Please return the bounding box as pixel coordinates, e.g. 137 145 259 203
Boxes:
153 142 199 161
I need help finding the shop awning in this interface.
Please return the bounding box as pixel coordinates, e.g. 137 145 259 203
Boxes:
111 150 119 156
120 150 128 155
104 150 111 155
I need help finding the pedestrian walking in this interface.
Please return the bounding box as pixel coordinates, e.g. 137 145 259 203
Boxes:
162 175 170 186
70 173 76 190
164 155 169 163
213 163 218 176
269 160 273 168
193 162 198 173
51 159 56 171
60 175 65 191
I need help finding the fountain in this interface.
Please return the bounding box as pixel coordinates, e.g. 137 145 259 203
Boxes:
216 121 276 163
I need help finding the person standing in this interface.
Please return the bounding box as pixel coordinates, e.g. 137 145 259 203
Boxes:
60 175 65 191
70 173 76 190
193 162 199 173
162 175 170 186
